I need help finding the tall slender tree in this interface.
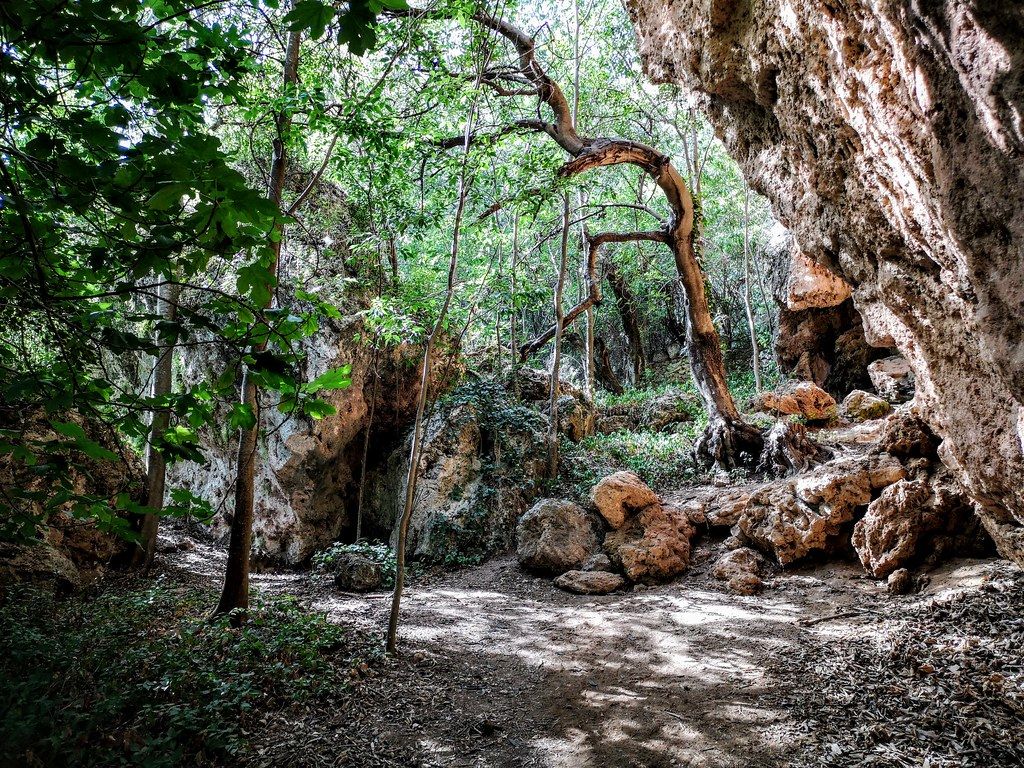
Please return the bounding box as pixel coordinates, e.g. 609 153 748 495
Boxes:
215 28 302 619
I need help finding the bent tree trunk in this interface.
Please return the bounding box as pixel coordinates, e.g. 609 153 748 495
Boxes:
416 8 762 468
215 29 301 619
135 278 181 570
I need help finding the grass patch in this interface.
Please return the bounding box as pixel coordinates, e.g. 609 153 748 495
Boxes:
0 579 376 767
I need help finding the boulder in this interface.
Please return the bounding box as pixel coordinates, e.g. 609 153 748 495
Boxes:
0 542 81 594
841 390 893 422
640 392 697 431
735 453 905 565
332 552 385 592
516 499 600 575
868 356 916 403
603 503 695 583
590 471 660 529
752 381 838 422
554 570 626 595
852 469 986 578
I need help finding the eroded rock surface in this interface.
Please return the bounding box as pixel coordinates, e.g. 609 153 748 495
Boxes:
553 569 626 595
752 381 837 422
516 499 600 575
627 0 1024 566
603 502 695 583
590 470 660 529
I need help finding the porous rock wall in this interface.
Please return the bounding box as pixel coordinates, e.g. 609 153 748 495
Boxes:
626 0 1024 565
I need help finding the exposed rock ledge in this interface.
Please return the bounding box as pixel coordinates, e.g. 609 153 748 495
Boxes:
626 0 1024 565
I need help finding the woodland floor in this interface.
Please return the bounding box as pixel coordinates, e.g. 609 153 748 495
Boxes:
162 533 1024 768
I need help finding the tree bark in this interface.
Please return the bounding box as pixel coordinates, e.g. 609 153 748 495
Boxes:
135 279 181 570
595 337 624 395
215 28 301 620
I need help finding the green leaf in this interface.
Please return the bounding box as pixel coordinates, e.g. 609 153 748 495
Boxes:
303 365 352 392
283 0 335 40
228 403 257 430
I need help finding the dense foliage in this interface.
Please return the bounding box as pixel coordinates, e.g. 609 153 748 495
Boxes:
0 582 368 766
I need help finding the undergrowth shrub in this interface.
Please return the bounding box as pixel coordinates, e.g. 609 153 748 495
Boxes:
311 541 398 588
0 581 371 767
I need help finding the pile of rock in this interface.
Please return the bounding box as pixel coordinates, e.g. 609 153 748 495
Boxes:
516 471 697 594
682 407 990 582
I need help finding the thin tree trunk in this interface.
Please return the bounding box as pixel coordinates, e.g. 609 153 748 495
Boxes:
355 340 381 541
547 193 571 479
742 189 763 393
215 28 301 619
509 215 518 364
387 90 478 656
604 262 646 385
135 278 181 570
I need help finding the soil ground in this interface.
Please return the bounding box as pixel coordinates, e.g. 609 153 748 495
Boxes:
165 533 1019 768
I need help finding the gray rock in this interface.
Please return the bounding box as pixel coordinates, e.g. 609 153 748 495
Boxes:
516 499 600 575
332 553 384 592
554 570 626 595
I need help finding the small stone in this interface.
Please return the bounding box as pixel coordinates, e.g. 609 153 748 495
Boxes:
553 570 626 595
887 567 914 595
712 547 767 581
727 573 764 595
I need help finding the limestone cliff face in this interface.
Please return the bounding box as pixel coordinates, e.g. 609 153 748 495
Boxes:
626 0 1024 564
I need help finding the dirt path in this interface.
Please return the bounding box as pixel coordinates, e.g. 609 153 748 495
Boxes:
171 536 989 768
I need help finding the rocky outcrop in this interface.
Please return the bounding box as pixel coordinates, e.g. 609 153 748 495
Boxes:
508 367 595 440
516 499 601 575
169 316 441 564
0 409 143 588
765 228 887 395
736 452 906 565
627 0 1024 566
595 391 696 435
370 383 548 564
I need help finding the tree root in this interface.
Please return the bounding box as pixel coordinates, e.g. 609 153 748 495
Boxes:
756 418 833 477
694 417 765 471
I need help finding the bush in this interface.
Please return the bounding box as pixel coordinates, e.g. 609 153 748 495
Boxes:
0 581 370 767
